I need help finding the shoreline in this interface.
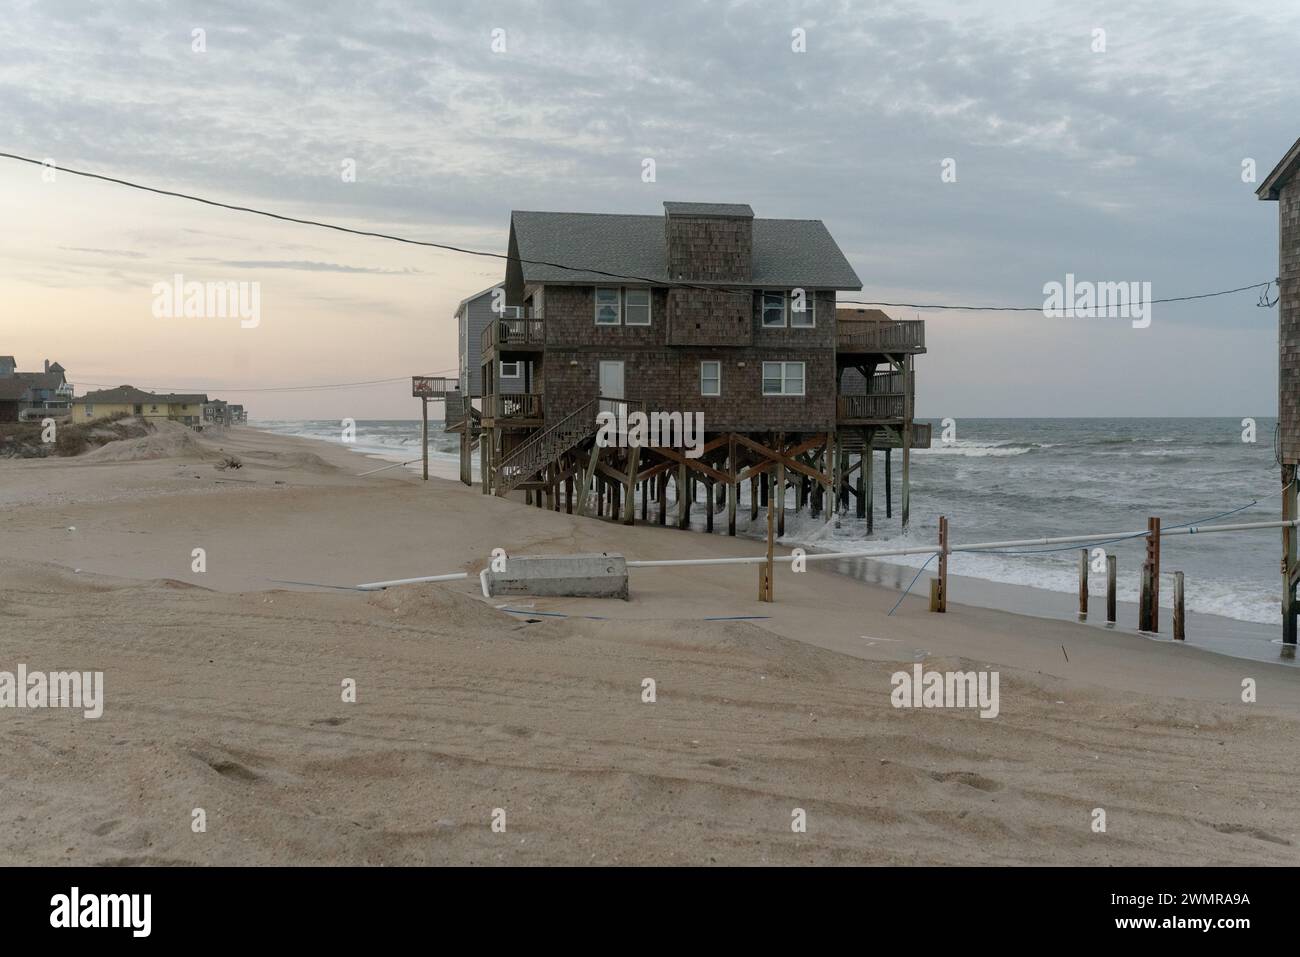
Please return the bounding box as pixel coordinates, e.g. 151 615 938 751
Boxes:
250 422 1294 668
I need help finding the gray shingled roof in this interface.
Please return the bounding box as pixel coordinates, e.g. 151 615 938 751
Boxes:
663 201 754 218
14 371 65 391
79 386 209 405
509 211 862 289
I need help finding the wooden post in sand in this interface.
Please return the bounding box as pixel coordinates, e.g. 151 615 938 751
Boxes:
421 396 429 481
1106 555 1117 624
885 448 892 519
1140 516 1161 632
677 463 689 529
932 515 948 613
1173 571 1185 641
759 479 775 602
1078 548 1088 619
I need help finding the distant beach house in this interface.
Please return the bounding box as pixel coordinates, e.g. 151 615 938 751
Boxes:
0 357 74 420
73 386 209 428
457 284 529 399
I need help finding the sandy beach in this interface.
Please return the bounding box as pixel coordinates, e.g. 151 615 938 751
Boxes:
1 422 1297 866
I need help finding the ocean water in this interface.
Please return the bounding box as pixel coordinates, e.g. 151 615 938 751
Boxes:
254 417 1287 634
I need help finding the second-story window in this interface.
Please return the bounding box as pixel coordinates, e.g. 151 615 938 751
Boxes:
624 289 651 325
700 361 721 396
761 291 786 327
500 361 520 377
790 288 815 327
595 287 621 325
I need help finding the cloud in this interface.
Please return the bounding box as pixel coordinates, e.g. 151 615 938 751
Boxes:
1 0 1297 414
187 258 424 275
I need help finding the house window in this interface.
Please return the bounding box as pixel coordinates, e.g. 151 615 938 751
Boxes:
700 361 721 396
84 404 94 417
595 287 621 325
624 289 651 325
790 288 815 327
761 291 786 327
500 361 521 378
762 361 805 396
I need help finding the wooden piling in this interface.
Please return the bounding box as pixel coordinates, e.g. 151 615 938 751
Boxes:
759 473 775 602
421 396 429 481
705 480 714 532
677 463 689 529
885 448 892 518
1106 554 1117 623
1144 516 1161 632
865 448 874 532
856 453 865 519
934 514 948 613
658 471 667 526
776 460 786 538
1173 570 1185 641
1078 548 1088 619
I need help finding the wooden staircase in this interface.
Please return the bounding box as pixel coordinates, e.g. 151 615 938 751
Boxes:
494 398 598 496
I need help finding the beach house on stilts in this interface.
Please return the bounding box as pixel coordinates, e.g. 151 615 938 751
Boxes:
450 201 928 534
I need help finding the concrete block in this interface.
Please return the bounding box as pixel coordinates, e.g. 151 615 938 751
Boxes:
484 553 629 600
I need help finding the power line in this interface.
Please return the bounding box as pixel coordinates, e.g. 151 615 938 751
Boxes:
74 370 457 393
0 150 1273 312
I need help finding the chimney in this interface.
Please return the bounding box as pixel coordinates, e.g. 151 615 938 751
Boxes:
44 359 49 373
663 202 754 283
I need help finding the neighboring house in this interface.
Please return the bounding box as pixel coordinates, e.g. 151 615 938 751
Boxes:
0 377 31 423
456 284 530 398
202 400 248 425
13 360 74 419
73 386 209 428
0 357 73 418
470 200 928 528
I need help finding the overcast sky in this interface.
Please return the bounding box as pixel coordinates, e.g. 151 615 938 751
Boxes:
2 0 1298 418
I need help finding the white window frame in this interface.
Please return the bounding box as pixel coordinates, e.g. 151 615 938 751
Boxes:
499 360 521 378
595 287 621 325
762 361 806 396
761 290 787 328
700 360 721 396
624 288 652 326
790 288 816 327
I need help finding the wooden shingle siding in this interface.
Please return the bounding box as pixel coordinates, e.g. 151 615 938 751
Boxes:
665 288 751 345
1281 178 1300 463
665 215 753 282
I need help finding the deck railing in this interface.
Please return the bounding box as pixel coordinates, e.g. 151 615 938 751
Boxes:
837 319 925 352
837 393 907 419
481 314 545 354
484 392 543 420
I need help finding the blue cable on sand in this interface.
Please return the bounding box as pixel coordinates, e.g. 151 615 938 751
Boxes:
887 552 939 616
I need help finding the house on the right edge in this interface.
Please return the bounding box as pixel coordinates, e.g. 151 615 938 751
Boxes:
1257 136 1300 647
455 200 928 535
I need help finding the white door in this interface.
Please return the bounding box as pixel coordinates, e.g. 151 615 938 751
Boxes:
599 360 624 415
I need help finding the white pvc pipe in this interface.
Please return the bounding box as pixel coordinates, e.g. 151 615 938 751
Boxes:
353 518 1300 587
356 571 469 591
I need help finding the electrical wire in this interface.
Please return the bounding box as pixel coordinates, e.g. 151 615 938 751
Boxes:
0 151 1273 315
